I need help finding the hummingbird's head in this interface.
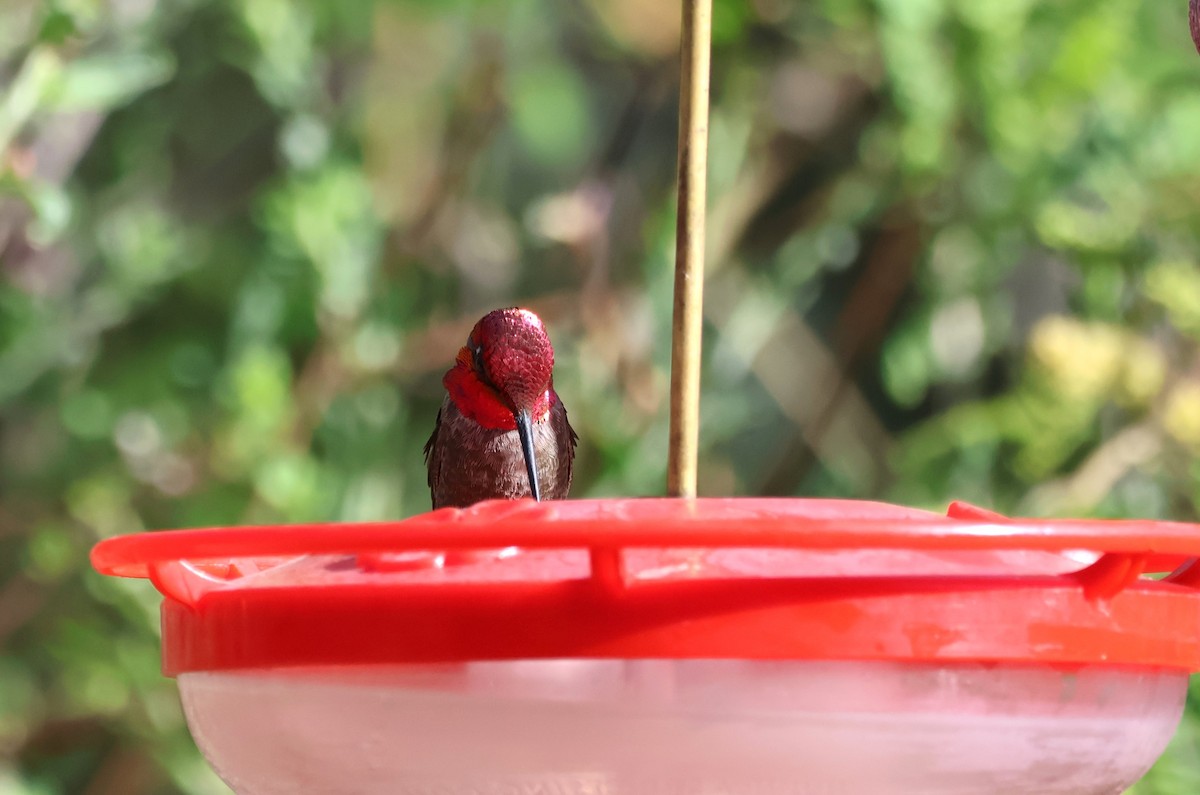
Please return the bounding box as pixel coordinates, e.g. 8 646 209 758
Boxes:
442 307 557 500
465 307 555 415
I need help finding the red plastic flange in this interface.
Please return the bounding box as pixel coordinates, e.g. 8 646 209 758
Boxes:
90 498 1200 675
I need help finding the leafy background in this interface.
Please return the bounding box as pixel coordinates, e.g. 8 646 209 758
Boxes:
3 0 1200 792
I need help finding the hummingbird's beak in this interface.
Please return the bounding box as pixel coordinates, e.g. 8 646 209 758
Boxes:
514 408 542 501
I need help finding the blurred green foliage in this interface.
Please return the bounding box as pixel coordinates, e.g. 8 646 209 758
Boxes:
2 0 1200 792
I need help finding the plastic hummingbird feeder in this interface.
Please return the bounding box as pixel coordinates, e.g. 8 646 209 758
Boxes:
90 2 1200 794
90 498 1200 794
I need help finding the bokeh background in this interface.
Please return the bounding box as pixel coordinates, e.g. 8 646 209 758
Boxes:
3 0 1200 792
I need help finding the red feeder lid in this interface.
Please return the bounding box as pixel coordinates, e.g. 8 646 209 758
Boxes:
90 498 1200 675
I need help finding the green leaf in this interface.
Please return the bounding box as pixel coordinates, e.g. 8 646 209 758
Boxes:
509 63 593 168
46 51 175 112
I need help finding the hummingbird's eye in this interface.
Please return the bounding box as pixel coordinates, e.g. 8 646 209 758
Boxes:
470 340 487 376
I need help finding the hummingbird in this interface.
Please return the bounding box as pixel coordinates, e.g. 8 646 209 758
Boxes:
1192 0 1200 56
424 307 578 509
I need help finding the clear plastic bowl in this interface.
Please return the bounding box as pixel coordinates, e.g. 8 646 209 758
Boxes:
180 660 1186 795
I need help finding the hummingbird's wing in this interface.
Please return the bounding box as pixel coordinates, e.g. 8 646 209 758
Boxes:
424 405 444 507
553 399 580 497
